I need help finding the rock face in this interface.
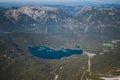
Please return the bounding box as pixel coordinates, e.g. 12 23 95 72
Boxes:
0 5 120 34
75 6 120 34
0 6 72 33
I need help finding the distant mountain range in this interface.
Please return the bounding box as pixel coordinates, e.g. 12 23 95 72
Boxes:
0 5 120 35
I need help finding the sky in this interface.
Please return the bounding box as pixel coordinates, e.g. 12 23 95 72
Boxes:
0 0 120 6
1 0 120 3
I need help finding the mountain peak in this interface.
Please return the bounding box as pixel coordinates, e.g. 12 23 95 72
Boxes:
5 6 58 21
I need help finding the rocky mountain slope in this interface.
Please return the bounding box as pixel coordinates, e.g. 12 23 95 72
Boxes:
75 6 120 34
0 6 72 33
0 5 120 34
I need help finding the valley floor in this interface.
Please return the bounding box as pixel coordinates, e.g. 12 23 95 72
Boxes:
0 33 120 80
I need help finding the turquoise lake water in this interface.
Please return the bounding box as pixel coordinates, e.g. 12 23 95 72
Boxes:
29 46 83 59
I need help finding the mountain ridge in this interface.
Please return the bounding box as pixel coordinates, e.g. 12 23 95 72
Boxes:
0 5 120 35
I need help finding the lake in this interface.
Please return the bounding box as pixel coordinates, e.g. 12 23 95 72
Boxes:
29 46 83 59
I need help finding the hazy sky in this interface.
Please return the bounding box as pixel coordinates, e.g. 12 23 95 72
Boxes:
0 0 120 3
1 0 120 4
